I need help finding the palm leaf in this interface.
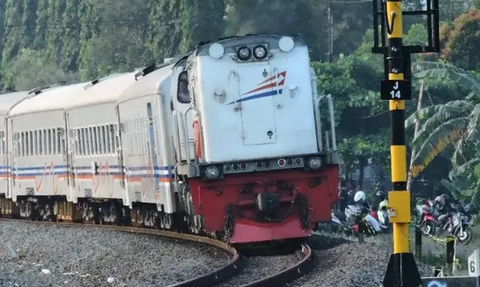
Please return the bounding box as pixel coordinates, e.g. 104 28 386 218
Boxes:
471 178 480 204
465 103 480 142
475 164 480 179
452 137 469 167
449 158 480 179
414 61 480 96
441 179 464 199
409 117 468 178
412 102 472 148
405 100 472 129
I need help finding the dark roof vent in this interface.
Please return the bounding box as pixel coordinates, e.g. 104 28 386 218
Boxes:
135 63 157 80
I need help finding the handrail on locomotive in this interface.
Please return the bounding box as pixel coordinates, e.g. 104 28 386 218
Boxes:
317 94 337 152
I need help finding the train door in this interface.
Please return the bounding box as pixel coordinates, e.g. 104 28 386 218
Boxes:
1 118 7 197
9 119 17 199
238 64 277 146
146 102 160 194
115 106 125 189
65 113 75 188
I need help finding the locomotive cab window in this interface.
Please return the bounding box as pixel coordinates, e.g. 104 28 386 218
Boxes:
177 71 190 104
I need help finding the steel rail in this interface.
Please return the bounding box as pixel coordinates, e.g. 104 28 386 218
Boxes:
0 218 244 287
241 243 315 287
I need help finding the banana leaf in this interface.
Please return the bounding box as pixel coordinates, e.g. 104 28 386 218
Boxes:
449 158 480 179
414 61 480 96
441 178 464 199
409 117 468 178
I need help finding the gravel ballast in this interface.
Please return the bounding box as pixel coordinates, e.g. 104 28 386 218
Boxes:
288 234 434 287
0 221 229 287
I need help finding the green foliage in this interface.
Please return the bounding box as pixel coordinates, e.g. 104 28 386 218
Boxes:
441 10 480 72
9 48 79 90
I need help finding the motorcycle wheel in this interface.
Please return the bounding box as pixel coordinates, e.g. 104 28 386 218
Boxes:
421 221 435 236
456 226 473 245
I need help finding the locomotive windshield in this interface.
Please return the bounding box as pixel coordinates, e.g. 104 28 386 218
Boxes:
177 71 190 104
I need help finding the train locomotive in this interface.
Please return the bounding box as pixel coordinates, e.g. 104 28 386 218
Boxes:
0 34 339 244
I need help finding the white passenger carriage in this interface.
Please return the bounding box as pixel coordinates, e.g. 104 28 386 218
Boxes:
65 73 135 206
0 91 30 215
116 63 180 227
8 83 87 218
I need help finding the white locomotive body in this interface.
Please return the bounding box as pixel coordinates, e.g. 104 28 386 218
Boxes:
191 35 318 162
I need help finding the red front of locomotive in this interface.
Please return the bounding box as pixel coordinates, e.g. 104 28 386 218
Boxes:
188 156 339 244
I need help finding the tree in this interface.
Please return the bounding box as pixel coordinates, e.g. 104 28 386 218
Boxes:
441 10 480 72
224 0 328 60
406 61 480 201
80 0 149 79
180 0 225 52
60 0 81 71
9 48 79 90
145 0 184 63
1 0 24 89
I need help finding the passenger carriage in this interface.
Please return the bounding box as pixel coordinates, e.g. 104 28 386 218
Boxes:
8 84 87 219
116 62 179 228
0 91 30 216
65 73 136 224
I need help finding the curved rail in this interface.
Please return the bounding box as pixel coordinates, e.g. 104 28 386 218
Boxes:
0 218 244 287
242 244 315 287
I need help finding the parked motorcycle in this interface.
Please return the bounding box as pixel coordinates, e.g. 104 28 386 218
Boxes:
418 199 437 236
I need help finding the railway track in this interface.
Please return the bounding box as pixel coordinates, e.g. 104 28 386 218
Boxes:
0 218 315 286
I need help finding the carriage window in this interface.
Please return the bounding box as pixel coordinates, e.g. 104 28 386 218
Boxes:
82 128 87 156
47 129 52 155
33 130 38 156
100 126 106 155
177 71 190 104
39 130 43 155
74 129 79 156
92 127 97 155
57 128 63 154
109 124 115 154
21 132 25 157
115 125 119 153
105 125 111 154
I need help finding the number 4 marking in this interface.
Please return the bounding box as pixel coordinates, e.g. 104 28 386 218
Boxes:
390 90 401 99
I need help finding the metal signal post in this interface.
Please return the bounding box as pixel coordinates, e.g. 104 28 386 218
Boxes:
372 0 440 286
382 1 421 286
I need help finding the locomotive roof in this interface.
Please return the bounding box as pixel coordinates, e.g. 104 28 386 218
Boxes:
117 64 173 104
194 34 306 57
8 82 88 116
65 72 137 110
0 91 30 116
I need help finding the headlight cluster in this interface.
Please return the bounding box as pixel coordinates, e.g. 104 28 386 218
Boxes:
208 36 295 62
236 45 268 61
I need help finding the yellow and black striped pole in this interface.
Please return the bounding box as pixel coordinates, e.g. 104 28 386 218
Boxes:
382 0 423 286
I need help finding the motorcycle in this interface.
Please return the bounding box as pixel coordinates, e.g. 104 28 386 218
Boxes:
418 200 437 236
345 205 381 236
377 209 390 233
451 211 475 245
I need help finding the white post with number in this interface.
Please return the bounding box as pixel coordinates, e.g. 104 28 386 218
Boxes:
468 249 480 277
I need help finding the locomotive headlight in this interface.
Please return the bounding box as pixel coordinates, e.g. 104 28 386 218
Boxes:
253 45 267 60
205 166 220 179
308 157 322 170
279 36 295 52
208 43 224 59
237 46 251 61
